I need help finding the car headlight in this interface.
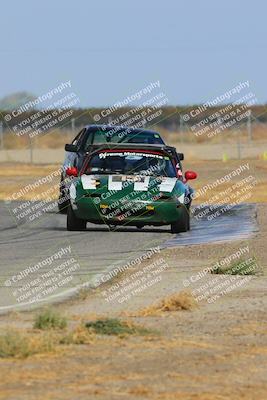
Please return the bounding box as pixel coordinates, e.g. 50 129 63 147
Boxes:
175 193 185 204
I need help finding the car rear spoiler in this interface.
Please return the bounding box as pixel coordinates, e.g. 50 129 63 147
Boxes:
83 145 184 164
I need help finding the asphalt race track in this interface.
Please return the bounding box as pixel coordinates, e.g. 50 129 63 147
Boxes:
0 201 258 312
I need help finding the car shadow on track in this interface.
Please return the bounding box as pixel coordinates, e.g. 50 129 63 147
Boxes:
49 226 171 234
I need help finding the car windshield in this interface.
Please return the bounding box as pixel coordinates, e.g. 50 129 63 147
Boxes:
85 151 176 177
84 129 164 149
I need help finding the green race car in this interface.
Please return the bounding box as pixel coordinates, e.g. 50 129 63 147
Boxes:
65 144 197 233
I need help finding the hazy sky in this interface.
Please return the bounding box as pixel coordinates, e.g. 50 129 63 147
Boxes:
1 0 266 107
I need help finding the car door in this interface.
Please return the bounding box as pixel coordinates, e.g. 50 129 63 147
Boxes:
63 128 86 171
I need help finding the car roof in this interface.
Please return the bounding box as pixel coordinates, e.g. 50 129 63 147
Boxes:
84 124 161 135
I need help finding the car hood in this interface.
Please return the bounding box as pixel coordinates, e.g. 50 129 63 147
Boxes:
79 174 185 200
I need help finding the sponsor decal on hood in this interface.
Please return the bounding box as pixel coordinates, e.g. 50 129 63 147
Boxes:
81 174 178 193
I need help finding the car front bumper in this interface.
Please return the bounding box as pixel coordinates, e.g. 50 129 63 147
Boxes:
73 197 186 226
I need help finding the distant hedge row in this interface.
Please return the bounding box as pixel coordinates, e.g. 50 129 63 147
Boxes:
1 105 266 131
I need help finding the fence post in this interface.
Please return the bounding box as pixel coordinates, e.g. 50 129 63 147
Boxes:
0 121 3 149
29 135 33 164
71 118 75 134
179 115 184 144
247 110 252 142
237 130 241 160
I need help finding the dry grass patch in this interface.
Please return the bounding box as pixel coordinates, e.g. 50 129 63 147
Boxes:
60 324 95 345
128 385 152 396
211 257 261 276
85 318 154 337
136 291 198 316
0 330 54 359
2 129 73 149
0 163 60 177
33 308 67 330
0 324 95 359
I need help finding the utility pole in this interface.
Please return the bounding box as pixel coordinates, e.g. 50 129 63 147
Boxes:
247 110 252 142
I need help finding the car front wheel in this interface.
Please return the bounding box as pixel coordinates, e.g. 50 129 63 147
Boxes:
58 193 69 214
171 206 190 233
67 206 86 231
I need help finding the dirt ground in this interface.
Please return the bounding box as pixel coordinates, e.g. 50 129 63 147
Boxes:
0 202 266 399
0 160 266 399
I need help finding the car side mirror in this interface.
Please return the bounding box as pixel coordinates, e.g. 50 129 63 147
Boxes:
177 153 184 161
65 143 78 152
66 166 78 177
184 170 197 181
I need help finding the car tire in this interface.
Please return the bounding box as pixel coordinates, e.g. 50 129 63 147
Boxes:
171 206 190 233
136 224 144 229
67 205 86 231
58 193 69 214
58 174 70 214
